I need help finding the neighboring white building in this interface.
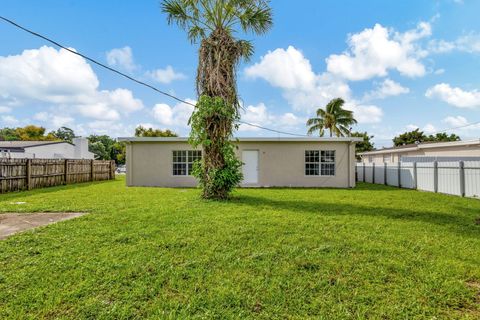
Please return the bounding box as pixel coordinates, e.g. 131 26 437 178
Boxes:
358 139 480 164
0 137 94 159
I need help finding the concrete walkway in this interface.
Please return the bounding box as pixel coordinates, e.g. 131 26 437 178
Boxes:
0 212 86 240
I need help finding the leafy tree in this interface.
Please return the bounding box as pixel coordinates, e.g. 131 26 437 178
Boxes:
14 125 56 141
87 135 116 160
89 141 109 160
112 142 126 165
306 98 357 137
393 129 425 146
162 0 273 199
393 129 461 146
134 125 178 137
50 127 76 143
351 131 374 158
425 132 460 143
0 127 20 141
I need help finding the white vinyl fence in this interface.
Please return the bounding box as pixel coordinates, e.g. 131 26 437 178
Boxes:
356 161 480 198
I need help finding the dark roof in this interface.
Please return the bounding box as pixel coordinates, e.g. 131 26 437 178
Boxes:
0 141 70 150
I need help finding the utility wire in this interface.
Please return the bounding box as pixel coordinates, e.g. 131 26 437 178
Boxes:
0 15 309 137
434 120 480 134
1 15 478 138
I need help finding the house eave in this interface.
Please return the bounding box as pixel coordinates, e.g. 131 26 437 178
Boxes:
118 137 363 143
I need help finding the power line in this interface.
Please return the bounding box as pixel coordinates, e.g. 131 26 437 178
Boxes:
0 15 309 137
433 120 480 134
1 15 478 138
374 121 480 144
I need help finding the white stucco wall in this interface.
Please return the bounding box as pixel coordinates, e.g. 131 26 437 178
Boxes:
125 140 356 188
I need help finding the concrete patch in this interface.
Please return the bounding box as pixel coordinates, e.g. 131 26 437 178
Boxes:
0 212 87 240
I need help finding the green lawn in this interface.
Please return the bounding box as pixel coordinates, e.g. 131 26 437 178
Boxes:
0 178 479 319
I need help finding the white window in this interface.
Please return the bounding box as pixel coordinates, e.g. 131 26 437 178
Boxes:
305 150 336 176
383 154 391 163
172 150 202 176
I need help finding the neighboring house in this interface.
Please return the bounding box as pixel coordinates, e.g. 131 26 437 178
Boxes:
358 139 480 163
118 137 362 188
0 137 94 159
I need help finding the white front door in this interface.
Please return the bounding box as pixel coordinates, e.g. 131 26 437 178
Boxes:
242 150 259 184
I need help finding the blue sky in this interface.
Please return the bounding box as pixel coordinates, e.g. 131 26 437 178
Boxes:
0 0 479 147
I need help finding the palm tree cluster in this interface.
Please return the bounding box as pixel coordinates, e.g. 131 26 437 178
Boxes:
306 98 357 137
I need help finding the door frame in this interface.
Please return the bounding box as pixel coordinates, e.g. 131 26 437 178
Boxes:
242 149 259 186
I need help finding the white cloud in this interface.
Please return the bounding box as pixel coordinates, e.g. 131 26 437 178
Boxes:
239 103 304 132
429 33 480 54
245 46 316 91
152 99 196 128
443 115 468 127
244 46 383 124
326 22 431 81
147 66 187 84
406 124 419 131
345 103 383 124
244 47 349 111
0 106 11 113
404 123 436 134
107 46 187 85
106 46 136 72
434 68 445 75
0 46 143 121
425 83 480 108
423 123 436 134
363 78 409 101
440 116 480 139
1 115 19 126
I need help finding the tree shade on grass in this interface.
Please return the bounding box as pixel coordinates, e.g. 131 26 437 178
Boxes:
0 178 479 318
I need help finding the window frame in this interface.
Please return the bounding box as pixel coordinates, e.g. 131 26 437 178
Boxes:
172 150 202 176
304 149 336 177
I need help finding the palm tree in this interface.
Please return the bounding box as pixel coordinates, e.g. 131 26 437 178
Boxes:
306 98 357 137
162 0 272 104
162 0 273 199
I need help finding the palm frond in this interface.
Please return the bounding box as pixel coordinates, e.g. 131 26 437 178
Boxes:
306 117 322 126
236 39 254 60
307 124 325 136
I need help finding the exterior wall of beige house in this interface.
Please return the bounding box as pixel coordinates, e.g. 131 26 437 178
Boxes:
118 137 361 188
359 139 480 163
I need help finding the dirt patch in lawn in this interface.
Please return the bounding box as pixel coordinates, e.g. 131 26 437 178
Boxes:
0 212 87 240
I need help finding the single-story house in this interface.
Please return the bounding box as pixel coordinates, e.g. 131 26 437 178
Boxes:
358 139 480 163
118 137 362 188
0 137 94 159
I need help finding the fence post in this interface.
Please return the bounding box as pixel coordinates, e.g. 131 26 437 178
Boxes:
433 161 438 193
459 161 465 197
64 159 68 185
372 162 375 184
363 163 366 182
397 162 401 188
26 159 32 190
110 160 115 180
384 162 387 185
90 159 94 181
413 161 417 190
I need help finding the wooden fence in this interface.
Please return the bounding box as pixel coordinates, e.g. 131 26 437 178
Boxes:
0 159 115 193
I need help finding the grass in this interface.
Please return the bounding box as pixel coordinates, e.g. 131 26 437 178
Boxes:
0 177 479 319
